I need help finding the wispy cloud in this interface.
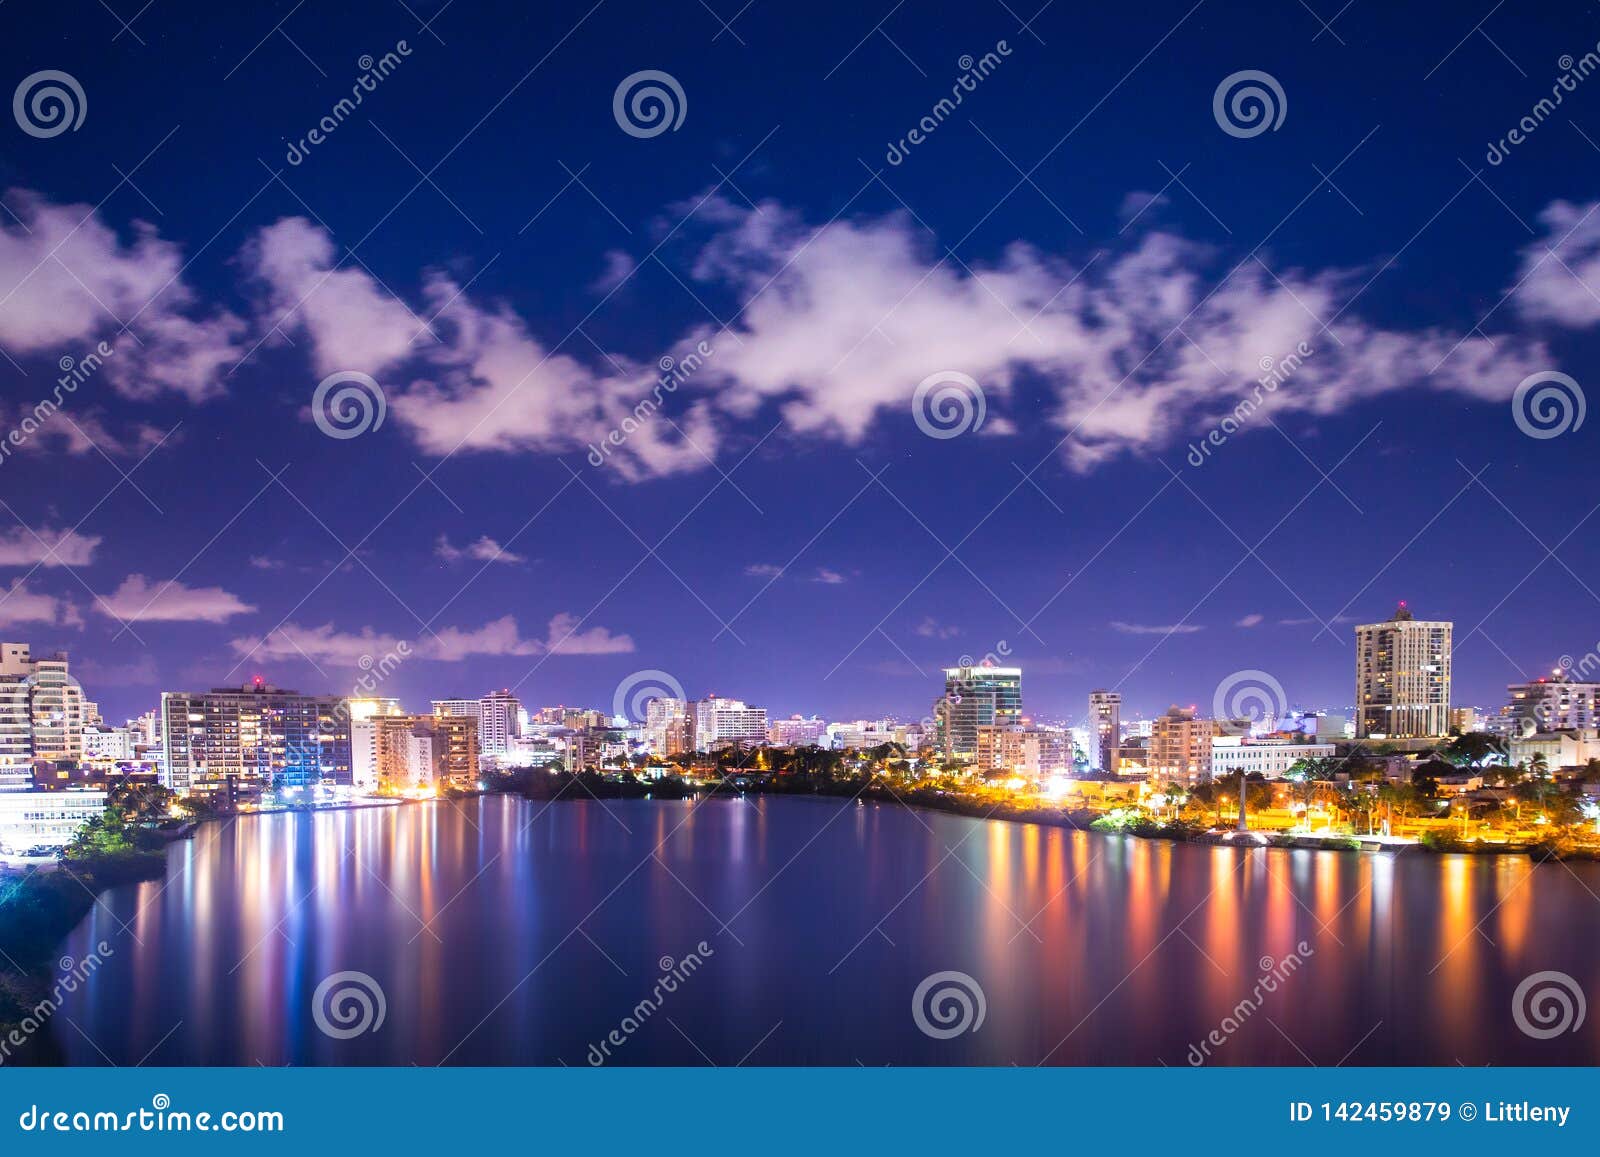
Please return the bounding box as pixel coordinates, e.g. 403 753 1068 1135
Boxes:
436 534 527 565
0 526 100 568
1109 620 1204 636
95 575 256 624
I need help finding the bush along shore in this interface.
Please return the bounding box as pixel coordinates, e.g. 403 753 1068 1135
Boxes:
499 763 1600 862
0 784 186 1065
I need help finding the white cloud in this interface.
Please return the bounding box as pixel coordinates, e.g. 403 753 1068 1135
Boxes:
0 526 100 567
0 579 79 627
811 567 845 584
744 563 785 578
1512 200 1600 327
0 406 168 458
680 197 1547 472
1235 613 1264 628
232 612 633 665
248 555 285 570
1109 620 1204 636
0 190 246 401
95 575 256 624
241 217 721 481
435 534 526 565
538 612 634 655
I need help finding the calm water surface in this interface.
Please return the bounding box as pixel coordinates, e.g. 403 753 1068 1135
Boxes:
52 795 1600 1065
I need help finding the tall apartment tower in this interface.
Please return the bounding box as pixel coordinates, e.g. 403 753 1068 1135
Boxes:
1088 690 1121 773
477 690 522 755
0 643 86 789
935 665 1022 759
1355 602 1453 739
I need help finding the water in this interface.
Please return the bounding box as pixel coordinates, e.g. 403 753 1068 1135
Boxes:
51 794 1600 1065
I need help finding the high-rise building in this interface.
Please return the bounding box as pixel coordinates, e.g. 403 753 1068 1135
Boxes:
690 696 769 752
353 714 478 791
1088 690 1121 773
161 679 352 794
0 643 88 790
477 690 522 755
767 714 827 746
975 724 1071 778
934 666 1022 759
1149 705 1218 785
1355 603 1453 739
1505 669 1600 736
644 696 689 754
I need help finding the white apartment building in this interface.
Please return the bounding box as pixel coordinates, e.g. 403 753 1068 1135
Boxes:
0 789 106 854
0 643 87 790
1506 672 1600 736
691 696 769 752
1210 736 1337 778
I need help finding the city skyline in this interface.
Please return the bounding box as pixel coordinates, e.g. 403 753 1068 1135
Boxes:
1 6 1597 744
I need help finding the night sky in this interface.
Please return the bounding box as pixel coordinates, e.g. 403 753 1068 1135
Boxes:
1 0 1597 727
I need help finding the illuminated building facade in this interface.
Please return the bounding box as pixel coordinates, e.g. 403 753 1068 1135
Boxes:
1355 603 1452 739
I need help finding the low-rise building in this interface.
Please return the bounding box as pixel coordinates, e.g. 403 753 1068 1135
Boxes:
1209 736 1337 778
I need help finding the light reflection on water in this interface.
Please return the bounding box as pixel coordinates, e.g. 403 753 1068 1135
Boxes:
50 794 1600 1065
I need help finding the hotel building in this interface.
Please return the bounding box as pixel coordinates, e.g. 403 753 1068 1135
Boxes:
690 696 769 752
935 666 1022 759
161 680 353 794
1355 603 1453 739
1088 689 1121 773
1148 705 1218 785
